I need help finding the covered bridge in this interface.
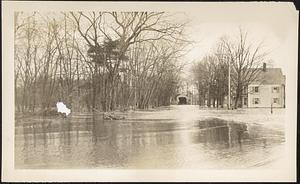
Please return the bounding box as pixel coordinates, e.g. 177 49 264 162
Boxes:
175 94 189 105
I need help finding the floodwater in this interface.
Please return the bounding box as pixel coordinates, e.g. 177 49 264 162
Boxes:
15 105 285 169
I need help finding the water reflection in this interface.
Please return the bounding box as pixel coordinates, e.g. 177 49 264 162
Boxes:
192 118 249 150
15 115 284 169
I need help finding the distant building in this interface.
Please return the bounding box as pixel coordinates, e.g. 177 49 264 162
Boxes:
244 64 285 108
173 80 198 105
175 94 189 104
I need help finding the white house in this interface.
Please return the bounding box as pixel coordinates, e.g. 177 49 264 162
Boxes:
245 64 285 108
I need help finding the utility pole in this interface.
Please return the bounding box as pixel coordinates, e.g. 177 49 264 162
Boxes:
134 75 137 110
193 86 195 105
186 81 189 104
228 59 231 110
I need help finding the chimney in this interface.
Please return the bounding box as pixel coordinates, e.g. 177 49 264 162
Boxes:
263 62 266 72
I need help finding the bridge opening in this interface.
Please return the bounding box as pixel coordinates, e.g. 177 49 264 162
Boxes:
178 97 187 105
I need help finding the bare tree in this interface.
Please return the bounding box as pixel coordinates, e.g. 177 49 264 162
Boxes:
70 11 188 111
192 30 268 109
221 29 267 108
14 11 189 115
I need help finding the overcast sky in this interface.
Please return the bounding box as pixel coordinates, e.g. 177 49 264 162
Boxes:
8 1 298 78
179 2 297 78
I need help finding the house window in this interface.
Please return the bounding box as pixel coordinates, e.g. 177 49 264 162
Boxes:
273 98 280 104
272 87 280 93
253 98 260 104
253 86 259 93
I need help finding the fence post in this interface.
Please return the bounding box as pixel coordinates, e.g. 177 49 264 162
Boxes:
271 103 273 114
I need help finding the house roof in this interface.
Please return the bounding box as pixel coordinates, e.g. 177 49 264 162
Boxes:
250 68 285 85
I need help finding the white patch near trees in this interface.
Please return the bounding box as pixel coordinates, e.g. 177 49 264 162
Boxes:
56 102 71 116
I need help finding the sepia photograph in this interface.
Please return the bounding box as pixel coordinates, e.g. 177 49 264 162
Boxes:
2 1 297 182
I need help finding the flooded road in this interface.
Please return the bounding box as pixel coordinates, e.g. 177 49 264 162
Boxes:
15 105 285 169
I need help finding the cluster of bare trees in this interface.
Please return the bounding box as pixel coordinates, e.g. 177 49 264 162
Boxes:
15 12 189 113
192 30 268 109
